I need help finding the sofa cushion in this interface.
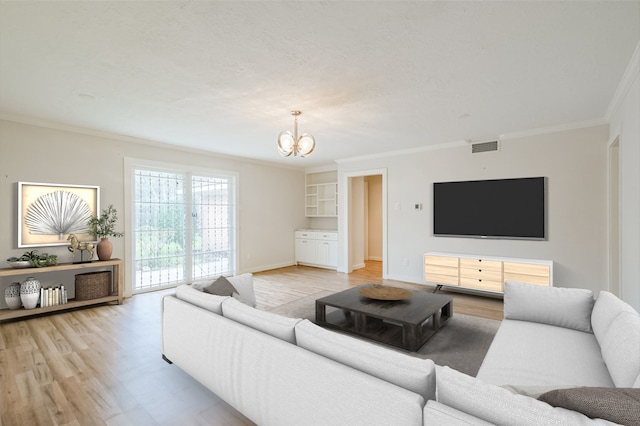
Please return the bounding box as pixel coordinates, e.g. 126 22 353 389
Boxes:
203 275 237 297
221 297 301 343
591 291 638 341
538 387 640 425
436 366 617 425
295 319 436 401
175 284 228 314
504 281 594 333
477 319 614 387
591 291 640 389
598 311 640 388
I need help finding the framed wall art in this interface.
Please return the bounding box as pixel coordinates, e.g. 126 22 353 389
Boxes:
18 182 100 248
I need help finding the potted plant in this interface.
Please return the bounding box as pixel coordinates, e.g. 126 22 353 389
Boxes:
88 204 124 260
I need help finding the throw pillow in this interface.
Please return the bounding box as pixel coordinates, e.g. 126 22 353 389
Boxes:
538 387 640 426
203 275 238 297
504 281 594 333
227 273 257 307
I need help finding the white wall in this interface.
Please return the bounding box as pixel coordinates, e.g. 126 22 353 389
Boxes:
0 119 306 298
349 176 366 270
338 125 611 296
608 54 640 311
366 175 383 260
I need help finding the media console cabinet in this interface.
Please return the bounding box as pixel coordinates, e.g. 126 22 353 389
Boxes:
424 252 552 294
0 258 123 321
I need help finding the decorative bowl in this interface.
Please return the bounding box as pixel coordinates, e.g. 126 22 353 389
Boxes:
359 284 412 301
7 261 32 269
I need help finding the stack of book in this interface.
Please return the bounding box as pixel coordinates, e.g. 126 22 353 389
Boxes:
40 285 68 307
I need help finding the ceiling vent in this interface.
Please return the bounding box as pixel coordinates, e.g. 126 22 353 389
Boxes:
471 140 499 153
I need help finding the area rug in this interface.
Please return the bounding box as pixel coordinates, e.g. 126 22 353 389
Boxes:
268 290 501 377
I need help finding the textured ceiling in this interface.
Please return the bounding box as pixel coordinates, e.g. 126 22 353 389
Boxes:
1 1 639 169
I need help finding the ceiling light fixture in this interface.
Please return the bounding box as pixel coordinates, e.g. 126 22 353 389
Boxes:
277 110 316 157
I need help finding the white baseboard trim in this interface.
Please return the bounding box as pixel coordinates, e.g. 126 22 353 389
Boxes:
385 273 427 286
242 261 296 274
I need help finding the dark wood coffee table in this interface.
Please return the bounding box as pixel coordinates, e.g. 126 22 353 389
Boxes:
315 284 453 352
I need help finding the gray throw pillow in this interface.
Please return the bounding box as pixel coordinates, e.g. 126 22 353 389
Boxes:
538 387 640 425
203 275 238 297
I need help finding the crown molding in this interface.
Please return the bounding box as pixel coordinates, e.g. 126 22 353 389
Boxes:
335 140 468 164
0 111 304 172
498 118 608 142
606 40 640 121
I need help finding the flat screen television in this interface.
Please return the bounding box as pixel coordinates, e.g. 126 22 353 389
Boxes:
433 177 546 240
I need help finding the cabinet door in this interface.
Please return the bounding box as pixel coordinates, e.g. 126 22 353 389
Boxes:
316 241 328 266
295 239 316 264
316 240 337 268
325 240 338 268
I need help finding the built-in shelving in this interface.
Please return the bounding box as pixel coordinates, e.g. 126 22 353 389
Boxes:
0 258 123 321
306 170 338 217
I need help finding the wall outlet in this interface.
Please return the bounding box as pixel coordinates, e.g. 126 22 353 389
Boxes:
414 203 422 211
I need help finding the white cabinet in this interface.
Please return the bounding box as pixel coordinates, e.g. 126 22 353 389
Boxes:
295 230 337 269
306 171 337 217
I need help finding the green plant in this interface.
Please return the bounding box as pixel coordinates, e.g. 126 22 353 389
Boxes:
7 250 57 267
88 205 124 239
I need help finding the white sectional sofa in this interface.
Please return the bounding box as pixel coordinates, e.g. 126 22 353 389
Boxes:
162 276 640 425
161 280 436 426
425 281 640 425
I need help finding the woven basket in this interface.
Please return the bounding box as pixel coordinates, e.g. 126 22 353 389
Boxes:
75 271 111 300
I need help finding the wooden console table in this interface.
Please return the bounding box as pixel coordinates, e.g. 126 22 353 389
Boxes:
424 252 553 294
0 258 123 321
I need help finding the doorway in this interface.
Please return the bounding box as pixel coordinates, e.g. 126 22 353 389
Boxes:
341 169 387 278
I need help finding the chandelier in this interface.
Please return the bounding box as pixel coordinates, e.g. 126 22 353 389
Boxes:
277 110 316 157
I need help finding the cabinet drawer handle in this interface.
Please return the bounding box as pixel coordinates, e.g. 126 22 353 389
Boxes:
479 269 482 272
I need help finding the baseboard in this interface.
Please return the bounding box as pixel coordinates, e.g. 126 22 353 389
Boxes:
242 261 297 274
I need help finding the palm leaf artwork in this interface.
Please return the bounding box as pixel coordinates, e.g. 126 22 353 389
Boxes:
25 191 92 239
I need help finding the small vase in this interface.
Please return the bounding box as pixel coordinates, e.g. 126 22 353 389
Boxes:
97 237 113 260
5 282 22 309
20 277 41 309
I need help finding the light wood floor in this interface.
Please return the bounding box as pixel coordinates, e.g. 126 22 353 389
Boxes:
0 261 503 425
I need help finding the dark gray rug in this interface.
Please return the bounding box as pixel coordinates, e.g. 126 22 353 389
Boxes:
268 290 501 377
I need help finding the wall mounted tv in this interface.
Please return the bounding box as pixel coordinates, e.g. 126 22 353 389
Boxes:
433 177 546 240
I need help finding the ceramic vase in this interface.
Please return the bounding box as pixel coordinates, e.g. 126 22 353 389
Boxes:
5 282 22 309
96 237 113 261
20 277 41 309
